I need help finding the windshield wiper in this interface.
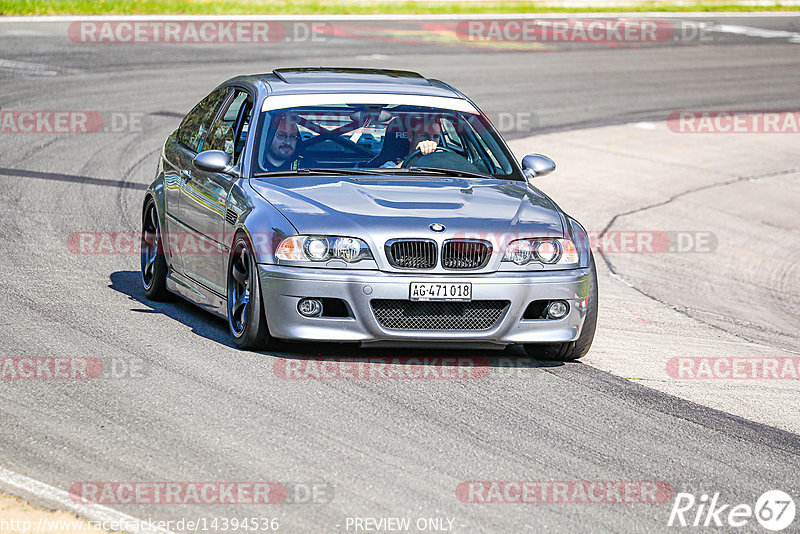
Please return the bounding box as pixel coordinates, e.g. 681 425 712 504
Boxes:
401 166 493 179
252 167 494 179
253 168 379 177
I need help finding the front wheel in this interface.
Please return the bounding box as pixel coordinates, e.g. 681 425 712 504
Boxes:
523 255 598 361
140 199 171 301
227 232 272 350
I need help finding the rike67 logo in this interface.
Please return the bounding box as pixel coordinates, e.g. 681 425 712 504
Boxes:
669 490 795 531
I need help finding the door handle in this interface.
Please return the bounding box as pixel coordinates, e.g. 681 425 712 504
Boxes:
182 169 193 181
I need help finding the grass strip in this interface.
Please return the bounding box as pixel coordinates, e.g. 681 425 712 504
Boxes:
2 0 799 16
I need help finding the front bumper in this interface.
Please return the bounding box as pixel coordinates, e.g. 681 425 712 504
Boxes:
258 264 593 347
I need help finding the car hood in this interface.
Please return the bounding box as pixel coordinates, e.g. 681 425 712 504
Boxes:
249 175 564 238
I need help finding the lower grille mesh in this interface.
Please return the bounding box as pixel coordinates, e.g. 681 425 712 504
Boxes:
371 300 508 330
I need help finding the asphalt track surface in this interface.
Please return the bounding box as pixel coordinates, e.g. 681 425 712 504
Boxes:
1 14 799 534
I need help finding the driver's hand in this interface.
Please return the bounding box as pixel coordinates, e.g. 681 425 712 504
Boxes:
417 140 437 155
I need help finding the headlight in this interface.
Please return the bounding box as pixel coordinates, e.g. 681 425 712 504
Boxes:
504 239 534 265
503 238 579 265
304 237 331 261
332 237 368 263
276 236 373 263
533 240 560 263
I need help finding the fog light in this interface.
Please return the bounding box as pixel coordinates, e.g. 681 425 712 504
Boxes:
298 298 323 317
546 300 569 320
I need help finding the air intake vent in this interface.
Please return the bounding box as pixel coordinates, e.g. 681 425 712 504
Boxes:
225 209 237 225
442 239 491 270
385 239 437 269
371 300 509 330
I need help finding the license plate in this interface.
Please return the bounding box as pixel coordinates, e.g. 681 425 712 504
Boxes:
409 282 472 301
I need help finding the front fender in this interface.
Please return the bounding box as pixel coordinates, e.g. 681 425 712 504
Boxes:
226 180 297 265
143 154 172 257
565 215 592 268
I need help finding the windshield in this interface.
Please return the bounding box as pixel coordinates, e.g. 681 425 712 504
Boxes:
252 104 523 180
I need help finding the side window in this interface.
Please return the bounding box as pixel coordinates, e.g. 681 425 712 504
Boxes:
176 87 229 152
204 89 253 164
459 115 503 174
440 117 465 152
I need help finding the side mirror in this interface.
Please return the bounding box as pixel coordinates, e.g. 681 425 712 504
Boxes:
521 154 556 180
193 150 237 176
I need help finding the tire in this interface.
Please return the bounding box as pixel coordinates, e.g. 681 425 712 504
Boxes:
140 198 171 301
523 255 598 361
227 232 272 350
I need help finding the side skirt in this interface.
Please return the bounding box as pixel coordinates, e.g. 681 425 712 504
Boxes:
166 268 228 320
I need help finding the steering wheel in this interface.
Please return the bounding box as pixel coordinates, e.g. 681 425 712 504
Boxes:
401 146 458 168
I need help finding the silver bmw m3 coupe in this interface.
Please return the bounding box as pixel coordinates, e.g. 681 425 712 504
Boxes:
141 67 597 360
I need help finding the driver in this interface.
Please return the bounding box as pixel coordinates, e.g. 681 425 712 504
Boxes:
264 113 303 171
381 116 441 168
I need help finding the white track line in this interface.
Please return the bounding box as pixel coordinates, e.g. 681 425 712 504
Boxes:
709 22 800 42
0 465 176 534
